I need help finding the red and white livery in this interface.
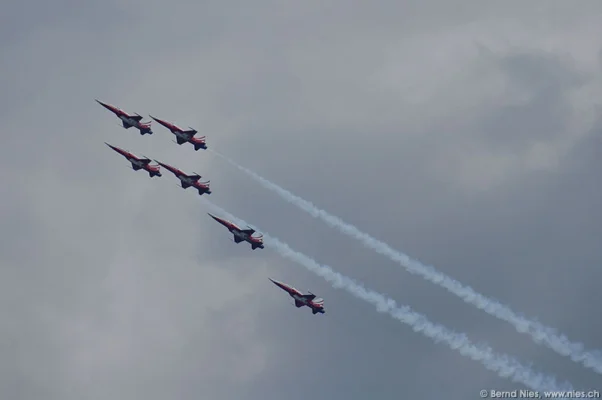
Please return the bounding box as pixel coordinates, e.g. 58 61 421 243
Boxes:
149 115 207 151
96 100 152 135
105 143 161 177
207 213 264 250
269 278 325 315
154 160 211 196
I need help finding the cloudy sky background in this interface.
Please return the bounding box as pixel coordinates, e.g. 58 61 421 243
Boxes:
1 1 601 398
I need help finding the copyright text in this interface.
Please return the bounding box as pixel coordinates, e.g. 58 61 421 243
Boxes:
480 389 600 398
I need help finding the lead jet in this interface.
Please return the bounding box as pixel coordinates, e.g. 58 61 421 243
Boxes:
105 143 162 177
269 278 325 315
207 213 264 250
149 115 207 150
96 99 153 135
155 160 211 196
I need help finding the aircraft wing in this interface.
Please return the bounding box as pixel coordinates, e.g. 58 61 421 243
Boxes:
181 181 191 189
139 159 152 165
176 136 187 144
294 300 304 308
241 228 255 235
302 293 316 301
233 236 243 243
130 115 143 121
131 163 142 170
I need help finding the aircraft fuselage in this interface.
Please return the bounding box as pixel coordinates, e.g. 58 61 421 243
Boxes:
293 294 324 313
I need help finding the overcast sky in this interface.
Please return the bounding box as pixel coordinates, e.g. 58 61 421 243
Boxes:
1 1 601 399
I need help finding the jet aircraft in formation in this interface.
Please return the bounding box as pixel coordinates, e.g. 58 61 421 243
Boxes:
105 142 162 177
150 115 207 151
155 161 212 196
269 278 326 314
98 99 324 315
96 100 153 135
207 213 264 250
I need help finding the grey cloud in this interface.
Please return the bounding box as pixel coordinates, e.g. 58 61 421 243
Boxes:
2 1 602 399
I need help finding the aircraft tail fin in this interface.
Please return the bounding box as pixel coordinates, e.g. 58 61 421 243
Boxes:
139 125 153 135
194 142 207 151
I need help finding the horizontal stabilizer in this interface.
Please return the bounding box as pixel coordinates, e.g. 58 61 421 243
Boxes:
194 142 207 151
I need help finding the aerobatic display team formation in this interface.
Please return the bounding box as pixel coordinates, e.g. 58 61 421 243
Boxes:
97 99 326 315
97 99 601 396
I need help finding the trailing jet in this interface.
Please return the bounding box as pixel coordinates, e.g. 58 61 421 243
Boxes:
207 213 264 250
269 278 325 315
149 115 207 150
105 142 161 177
96 100 152 135
154 160 211 196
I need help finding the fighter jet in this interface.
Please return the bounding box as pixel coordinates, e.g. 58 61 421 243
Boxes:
149 115 207 150
96 99 152 135
207 213 264 250
155 160 211 196
269 278 325 315
105 142 161 177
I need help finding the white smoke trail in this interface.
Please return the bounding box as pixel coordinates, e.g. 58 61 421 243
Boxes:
202 200 573 392
209 149 602 375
